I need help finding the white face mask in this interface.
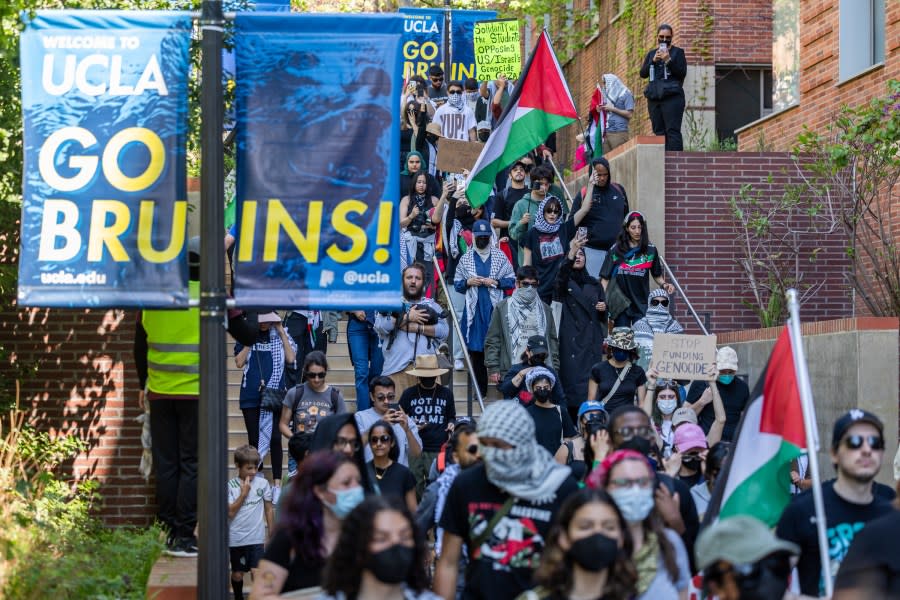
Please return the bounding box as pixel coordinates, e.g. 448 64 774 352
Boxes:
658 398 677 415
609 485 655 523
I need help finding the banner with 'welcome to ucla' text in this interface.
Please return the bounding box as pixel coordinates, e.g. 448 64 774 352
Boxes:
233 14 404 310
18 11 191 308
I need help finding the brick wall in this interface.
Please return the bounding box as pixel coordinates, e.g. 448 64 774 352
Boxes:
662 152 853 333
0 306 154 526
737 0 900 151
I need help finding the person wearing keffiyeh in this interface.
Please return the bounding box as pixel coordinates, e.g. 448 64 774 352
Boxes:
632 288 683 368
522 195 573 304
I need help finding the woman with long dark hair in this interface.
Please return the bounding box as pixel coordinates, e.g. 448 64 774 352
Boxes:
587 450 690 599
367 420 417 513
251 451 363 598
599 211 673 327
518 488 637 600
399 172 448 295
319 496 440 600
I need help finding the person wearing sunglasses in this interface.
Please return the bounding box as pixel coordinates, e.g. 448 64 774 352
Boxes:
599 211 673 327
695 515 799 600
632 289 684 369
776 409 896 596
366 420 417 513
355 376 423 468
639 23 687 151
279 351 347 478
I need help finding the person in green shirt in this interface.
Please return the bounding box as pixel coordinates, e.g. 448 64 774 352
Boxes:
509 163 554 266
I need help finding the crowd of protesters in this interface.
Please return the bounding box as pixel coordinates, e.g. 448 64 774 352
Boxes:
136 23 900 600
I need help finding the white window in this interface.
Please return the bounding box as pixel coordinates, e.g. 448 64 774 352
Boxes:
839 0 885 81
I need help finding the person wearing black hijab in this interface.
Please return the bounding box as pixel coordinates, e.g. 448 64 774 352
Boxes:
569 156 629 277
311 413 377 494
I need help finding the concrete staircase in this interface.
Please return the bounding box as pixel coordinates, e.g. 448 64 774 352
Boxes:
227 316 489 472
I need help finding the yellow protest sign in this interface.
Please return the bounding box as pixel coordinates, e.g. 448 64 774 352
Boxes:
473 19 521 81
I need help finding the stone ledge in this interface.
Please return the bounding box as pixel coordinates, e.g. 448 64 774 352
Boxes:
717 317 900 344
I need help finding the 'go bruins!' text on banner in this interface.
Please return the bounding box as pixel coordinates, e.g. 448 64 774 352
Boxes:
19 11 191 308
233 13 404 310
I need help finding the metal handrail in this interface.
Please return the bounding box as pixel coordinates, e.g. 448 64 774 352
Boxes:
432 256 486 415
660 256 709 335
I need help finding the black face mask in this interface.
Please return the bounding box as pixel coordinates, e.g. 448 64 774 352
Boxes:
735 558 791 600
567 533 619 572
528 354 546 366
681 455 702 470
478 131 490 143
419 376 437 389
475 237 490 250
532 388 552 402
367 544 414 584
457 207 475 228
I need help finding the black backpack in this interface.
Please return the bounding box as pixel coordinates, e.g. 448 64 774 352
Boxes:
289 384 341 431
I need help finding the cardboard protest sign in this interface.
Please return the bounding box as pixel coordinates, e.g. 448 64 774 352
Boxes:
649 334 718 380
473 19 521 81
436 138 484 173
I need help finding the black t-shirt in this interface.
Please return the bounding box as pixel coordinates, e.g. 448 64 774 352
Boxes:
598 244 663 321
686 378 751 441
524 220 574 303
776 480 897 596
493 187 528 239
570 184 628 250
439 463 579 600
263 528 323 592
399 384 456 452
524 403 577 456
589 361 647 412
369 460 416 501
835 510 900 597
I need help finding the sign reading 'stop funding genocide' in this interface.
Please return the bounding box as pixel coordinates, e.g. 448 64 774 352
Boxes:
473 19 520 81
650 333 718 381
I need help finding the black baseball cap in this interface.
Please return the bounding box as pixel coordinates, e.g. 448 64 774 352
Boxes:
526 335 548 355
831 409 884 450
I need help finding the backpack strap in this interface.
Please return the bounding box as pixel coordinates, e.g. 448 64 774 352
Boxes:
289 383 306 430
471 496 516 550
330 386 340 413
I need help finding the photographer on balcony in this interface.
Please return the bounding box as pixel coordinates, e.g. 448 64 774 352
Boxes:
375 263 449 394
639 23 687 151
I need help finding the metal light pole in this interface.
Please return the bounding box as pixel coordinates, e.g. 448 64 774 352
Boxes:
198 0 228 597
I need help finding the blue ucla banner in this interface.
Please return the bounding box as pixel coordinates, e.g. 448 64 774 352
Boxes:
399 8 496 81
18 11 191 308
233 14 404 310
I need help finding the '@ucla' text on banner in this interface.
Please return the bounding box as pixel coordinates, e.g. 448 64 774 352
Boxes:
18 11 191 308
233 14 404 310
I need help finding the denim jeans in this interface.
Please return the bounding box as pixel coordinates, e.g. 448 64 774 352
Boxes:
347 318 383 411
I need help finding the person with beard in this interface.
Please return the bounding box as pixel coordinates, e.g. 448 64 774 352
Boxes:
776 409 896 597
632 289 683 369
587 450 691 599
522 194 588 305
490 159 530 271
523 368 577 457
374 263 448 393
400 173 449 296
319 496 440 600
599 211 673 327
427 64 449 107
570 157 629 277
399 355 456 499
684 346 749 442
434 400 579 600
696 516 799 600
484 266 560 388
605 406 700 574
432 79 477 142
509 164 554 267
520 488 638 600
554 237 607 422
498 334 566 406
454 219 516 393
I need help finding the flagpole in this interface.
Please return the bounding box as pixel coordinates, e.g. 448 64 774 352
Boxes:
785 288 832 598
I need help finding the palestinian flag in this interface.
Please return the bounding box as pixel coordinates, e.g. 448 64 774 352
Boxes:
704 327 808 527
587 85 606 159
465 30 578 208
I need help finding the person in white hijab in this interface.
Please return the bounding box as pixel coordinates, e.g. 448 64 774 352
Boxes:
600 73 635 153
632 288 683 368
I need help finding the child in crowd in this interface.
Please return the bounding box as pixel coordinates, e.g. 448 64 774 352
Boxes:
228 444 274 599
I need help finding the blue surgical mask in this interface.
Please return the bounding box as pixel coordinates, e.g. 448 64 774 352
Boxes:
612 349 630 362
718 374 735 385
608 485 655 523
324 486 364 519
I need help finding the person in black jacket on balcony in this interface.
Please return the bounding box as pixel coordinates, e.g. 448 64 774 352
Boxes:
639 24 688 151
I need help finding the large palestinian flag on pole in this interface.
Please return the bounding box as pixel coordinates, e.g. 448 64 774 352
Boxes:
465 30 578 208
704 328 807 527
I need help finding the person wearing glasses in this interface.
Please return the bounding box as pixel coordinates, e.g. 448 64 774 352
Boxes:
776 409 896 597
309 413 377 494
639 24 687 151
599 211 673 327
632 289 683 369
366 420 417 513
586 449 690 600
355 376 423 468
279 351 347 478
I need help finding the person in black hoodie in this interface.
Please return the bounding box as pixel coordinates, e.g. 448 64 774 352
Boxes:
310 413 377 494
639 24 688 151
569 156 628 277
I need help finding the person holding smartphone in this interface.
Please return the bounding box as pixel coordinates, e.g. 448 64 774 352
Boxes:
354 376 423 468
639 24 687 151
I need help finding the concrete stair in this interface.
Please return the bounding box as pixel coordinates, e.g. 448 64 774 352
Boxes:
227 316 491 472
